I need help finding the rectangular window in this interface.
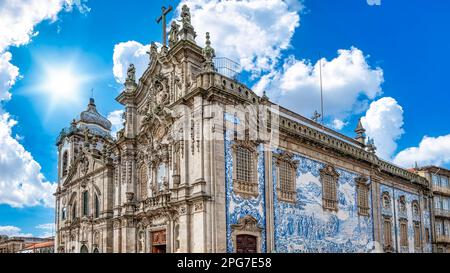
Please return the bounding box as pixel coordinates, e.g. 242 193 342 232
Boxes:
278 161 296 203
383 217 393 250
236 146 252 183
357 183 369 216
441 175 449 188
322 174 338 210
233 144 258 198
400 220 409 247
414 222 421 249
432 174 440 187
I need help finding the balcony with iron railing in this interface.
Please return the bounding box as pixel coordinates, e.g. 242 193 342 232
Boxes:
213 57 241 81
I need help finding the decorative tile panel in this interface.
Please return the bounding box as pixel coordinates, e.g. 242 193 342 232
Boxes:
272 149 374 253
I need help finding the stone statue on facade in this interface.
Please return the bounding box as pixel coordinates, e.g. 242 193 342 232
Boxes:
178 4 196 41
168 21 180 48
180 4 192 27
126 63 136 83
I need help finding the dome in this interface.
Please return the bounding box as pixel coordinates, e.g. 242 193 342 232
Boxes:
79 98 112 131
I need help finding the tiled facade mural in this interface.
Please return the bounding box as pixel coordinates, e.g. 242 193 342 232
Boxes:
272 149 374 253
223 110 430 253
224 130 267 253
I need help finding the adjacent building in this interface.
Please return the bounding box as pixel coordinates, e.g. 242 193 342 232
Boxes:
0 236 53 253
413 166 450 253
54 5 432 253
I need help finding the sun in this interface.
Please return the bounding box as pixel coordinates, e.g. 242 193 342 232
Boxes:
32 59 93 114
42 66 80 102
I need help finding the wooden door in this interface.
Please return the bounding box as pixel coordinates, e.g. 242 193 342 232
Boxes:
236 234 257 253
151 230 166 253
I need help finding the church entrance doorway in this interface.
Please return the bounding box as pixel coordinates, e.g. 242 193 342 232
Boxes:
236 234 257 253
151 230 166 253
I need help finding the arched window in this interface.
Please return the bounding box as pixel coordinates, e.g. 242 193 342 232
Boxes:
61 207 67 220
80 245 88 253
82 191 89 216
94 194 100 218
140 165 148 200
157 163 166 191
93 248 99 253
62 151 68 176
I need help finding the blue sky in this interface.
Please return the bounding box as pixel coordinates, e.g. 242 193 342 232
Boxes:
0 0 449 237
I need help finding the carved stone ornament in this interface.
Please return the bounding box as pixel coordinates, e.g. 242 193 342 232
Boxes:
231 215 263 233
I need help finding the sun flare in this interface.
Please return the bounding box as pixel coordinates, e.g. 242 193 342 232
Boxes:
43 67 80 101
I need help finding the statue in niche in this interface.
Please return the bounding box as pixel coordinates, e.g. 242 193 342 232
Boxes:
138 231 145 253
168 21 180 48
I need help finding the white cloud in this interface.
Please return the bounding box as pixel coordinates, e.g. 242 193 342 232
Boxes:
255 47 384 120
393 134 450 168
112 41 150 84
0 0 86 208
0 226 32 237
107 110 124 137
0 52 19 101
367 0 381 6
0 113 56 208
176 0 302 74
0 0 90 52
361 97 404 160
35 223 55 237
331 118 348 130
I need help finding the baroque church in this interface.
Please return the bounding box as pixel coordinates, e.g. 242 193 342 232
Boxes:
54 5 432 253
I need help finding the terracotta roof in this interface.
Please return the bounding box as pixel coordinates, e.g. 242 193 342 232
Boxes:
23 241 54 250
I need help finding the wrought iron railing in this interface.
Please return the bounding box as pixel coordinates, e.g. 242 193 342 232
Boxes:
214 57 241 80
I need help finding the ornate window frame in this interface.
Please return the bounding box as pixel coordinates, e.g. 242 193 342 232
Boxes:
320 164 340 211
355 176 370 216
231 140 259 199
274 151 298 204
382 191 391 209
230 215 262 253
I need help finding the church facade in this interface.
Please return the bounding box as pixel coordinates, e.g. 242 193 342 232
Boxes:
54 5 432 253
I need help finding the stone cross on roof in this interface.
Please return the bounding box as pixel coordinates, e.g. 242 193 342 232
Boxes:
156 5 173 48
